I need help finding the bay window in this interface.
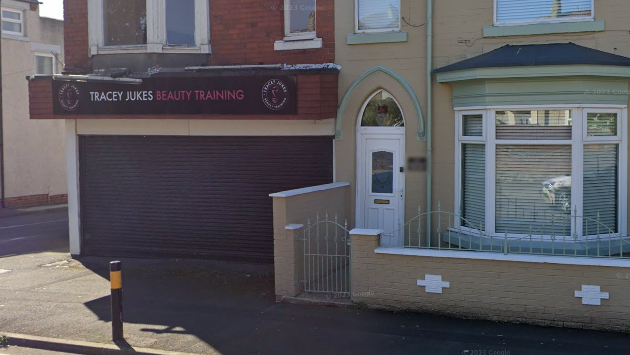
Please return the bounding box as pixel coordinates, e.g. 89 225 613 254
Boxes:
89 0 210 54
456 107 626 242
495 0 593 25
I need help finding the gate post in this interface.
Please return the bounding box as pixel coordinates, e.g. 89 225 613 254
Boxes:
349 229 382 302
271 196 303 300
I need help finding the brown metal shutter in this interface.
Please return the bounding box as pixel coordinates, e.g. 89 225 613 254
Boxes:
79 135 333 262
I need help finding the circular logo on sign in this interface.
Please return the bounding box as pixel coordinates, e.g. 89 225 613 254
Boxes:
58 83 80 112
262 79 289 111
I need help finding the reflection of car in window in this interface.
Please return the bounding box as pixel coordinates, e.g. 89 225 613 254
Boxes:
542 175 571 212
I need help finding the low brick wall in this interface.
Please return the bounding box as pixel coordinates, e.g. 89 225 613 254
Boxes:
351 233 630 332
4 194 68 208
271 182 350 300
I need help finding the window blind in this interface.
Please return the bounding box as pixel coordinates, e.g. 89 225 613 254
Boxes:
496 0 592 24
583 145 618 234
463 114 483 137
496 145 572 235
357 0 400 30
462 144 485 230
496 110 572 140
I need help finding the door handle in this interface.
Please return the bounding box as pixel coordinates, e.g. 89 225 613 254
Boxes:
399 189 403 198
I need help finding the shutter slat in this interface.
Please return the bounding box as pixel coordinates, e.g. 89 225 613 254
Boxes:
462 144 485 230
583 144 618 233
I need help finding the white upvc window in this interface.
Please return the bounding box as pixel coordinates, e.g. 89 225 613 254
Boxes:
455 106 628 240
355 0 401 33
494 0 594 26
284 0 317 40
88 0 210 55
2 7 23 36
34 53 56 75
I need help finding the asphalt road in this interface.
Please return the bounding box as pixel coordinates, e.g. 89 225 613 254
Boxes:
0 208 68 257
0 345 71 355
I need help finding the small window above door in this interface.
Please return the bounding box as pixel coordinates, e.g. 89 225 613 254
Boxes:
360 90 404 127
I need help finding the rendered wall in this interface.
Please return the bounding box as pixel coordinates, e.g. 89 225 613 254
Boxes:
351 233 630 331
2 8 66 206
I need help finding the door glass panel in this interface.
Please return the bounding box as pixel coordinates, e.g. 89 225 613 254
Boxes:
372 151 394 194
361 90 404 127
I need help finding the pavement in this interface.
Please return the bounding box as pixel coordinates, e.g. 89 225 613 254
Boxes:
1 208 630 355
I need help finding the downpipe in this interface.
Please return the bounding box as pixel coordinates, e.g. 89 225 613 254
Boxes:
425 0 434 246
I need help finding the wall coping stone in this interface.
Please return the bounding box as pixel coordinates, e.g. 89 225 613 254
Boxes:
269 182 350 198
350 229 382 236
374 247 630 268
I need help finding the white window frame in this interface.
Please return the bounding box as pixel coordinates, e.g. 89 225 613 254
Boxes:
354 0 401 34
34 53 56 76
283 0 317 41
454 105 628 239
1 7 24 36
88 0 210 55
493 0 595 27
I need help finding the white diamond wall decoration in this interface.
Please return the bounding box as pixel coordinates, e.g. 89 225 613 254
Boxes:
417 274 450 294
575 285 609 306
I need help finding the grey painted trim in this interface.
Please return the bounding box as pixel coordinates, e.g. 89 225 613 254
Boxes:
436 65 630 83
336 65 426 141
483 20 605 37
346 31 408 45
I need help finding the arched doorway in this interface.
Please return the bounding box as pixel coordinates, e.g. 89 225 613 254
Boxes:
356 90 406 247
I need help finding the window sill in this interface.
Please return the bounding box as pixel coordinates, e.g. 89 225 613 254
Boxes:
346 31 408 45
374 247 630 268
483 20 605 37
2 33 28 42
91 44 211 55
274 38 322 51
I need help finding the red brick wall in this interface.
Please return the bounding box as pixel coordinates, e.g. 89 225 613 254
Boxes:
64 0 89 70
62 0 334 70
4 194 68 208
210 0 334 65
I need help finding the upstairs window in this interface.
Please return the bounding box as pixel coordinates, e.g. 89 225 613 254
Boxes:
284 0 317 40
104 0 147 46
356 0 400 33
495 0 593 25
35 54 55 75
89 0 210 54
2 8 23 36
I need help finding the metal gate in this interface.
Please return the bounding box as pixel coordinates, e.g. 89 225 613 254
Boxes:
298 213 350 296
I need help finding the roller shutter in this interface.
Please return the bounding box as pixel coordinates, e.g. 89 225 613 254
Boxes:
79 135 333 262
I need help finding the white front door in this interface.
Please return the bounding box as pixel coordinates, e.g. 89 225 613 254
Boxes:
357 132 405 246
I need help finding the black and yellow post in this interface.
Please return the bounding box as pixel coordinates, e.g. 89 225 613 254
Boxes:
109 261 123 341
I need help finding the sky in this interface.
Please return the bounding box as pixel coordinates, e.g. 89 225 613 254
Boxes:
39 0 64 20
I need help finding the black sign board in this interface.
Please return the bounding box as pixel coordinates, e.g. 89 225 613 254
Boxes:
52 76 298 115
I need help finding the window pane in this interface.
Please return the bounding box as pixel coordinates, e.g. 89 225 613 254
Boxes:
358 0 400 31
496 145 572 235
463 114 483 136
2 10 21 20
361 91 404 127
372 151 393 194
583 145 618 234
2 21 21 33
496 110 572 140
289 0 316 34
166 0 195 45
496 0 592 23
104 0 147 46
587 113 617 137
462 144 486 230
35 56 54 75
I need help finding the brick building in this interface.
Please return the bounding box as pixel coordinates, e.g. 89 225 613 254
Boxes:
28 0 338 261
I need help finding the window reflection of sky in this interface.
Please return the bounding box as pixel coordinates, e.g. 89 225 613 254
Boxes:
497 0 591 23
358 0 400 30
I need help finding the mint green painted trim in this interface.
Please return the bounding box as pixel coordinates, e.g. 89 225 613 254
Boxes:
450 77 630 107
437 65 630 83
346 32 408 45
336 65 426 141
483 20 605 38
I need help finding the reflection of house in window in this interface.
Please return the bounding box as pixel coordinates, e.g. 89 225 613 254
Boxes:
357 0 400 31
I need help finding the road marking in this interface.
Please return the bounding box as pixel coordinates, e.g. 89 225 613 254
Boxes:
0 219 67 230
0 235 47 244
